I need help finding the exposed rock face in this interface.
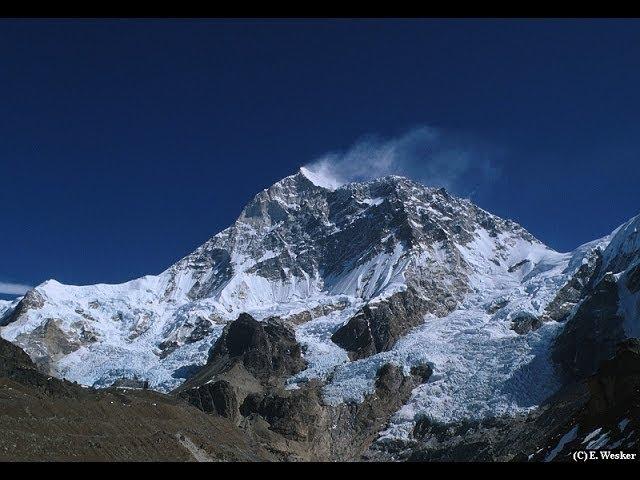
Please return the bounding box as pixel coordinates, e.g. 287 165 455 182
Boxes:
240 383 325 442
392 414 539 462
543 248 602 322
157 315 220 359
508 259 531 273
510 312 543 335
233 362 432 460
0 334 38 376
527 339 640 462
627 263 640 294
331 288 435 360
321 363 432 460
207 313 307 382
552 273 626 381
2 289 44 327
177 313 306 422
15 318 87 375
583 338 640 418
485 298 509 315
265 299 350 326
111 377 149 390
180 380 239 420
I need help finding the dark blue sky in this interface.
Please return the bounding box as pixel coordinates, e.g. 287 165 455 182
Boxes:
2 18 640 295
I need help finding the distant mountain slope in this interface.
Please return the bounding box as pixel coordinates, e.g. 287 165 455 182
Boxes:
553 214 640 382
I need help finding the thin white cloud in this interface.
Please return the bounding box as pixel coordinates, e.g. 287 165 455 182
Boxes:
0 281 31 295
303 126 503 196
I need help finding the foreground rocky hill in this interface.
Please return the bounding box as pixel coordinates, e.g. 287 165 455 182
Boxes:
0 336 271 461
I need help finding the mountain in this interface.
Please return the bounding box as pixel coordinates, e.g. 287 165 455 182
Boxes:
1 168 638 461
553 214 640 381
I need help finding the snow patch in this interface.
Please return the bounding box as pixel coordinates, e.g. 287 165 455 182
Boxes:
544 425 579 462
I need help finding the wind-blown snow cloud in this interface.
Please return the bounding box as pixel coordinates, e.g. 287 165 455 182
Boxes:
0 281 31 295
302 126 503 196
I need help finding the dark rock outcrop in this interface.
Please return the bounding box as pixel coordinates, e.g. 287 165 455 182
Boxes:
552 273 626 381
324 363 432 459
239 382 324 442
485 298 509 315
2 289 44 326
207 313 307 381
527 338 640 462
237 362 432 460
0 336 88 398
626 263 640 294
508 259 530 273
331 288 435 360
543 248 602 322
401 414 536 462
0 334 35 374
176 313 307 426
180 379 239 421
583 338 640 417
111 377 149 390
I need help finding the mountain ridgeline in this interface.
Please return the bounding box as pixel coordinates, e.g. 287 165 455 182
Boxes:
1 168 639 461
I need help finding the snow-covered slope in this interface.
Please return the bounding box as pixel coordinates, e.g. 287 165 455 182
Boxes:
291 234 608 434
0 169 625 435
601 214 640 275
605 215 640 337
596 214 640 338
0 298 20 325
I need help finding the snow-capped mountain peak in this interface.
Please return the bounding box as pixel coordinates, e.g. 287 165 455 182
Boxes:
0 171 619 434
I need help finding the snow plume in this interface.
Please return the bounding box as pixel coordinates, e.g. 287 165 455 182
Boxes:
0 281 31 295
302 126 502 195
